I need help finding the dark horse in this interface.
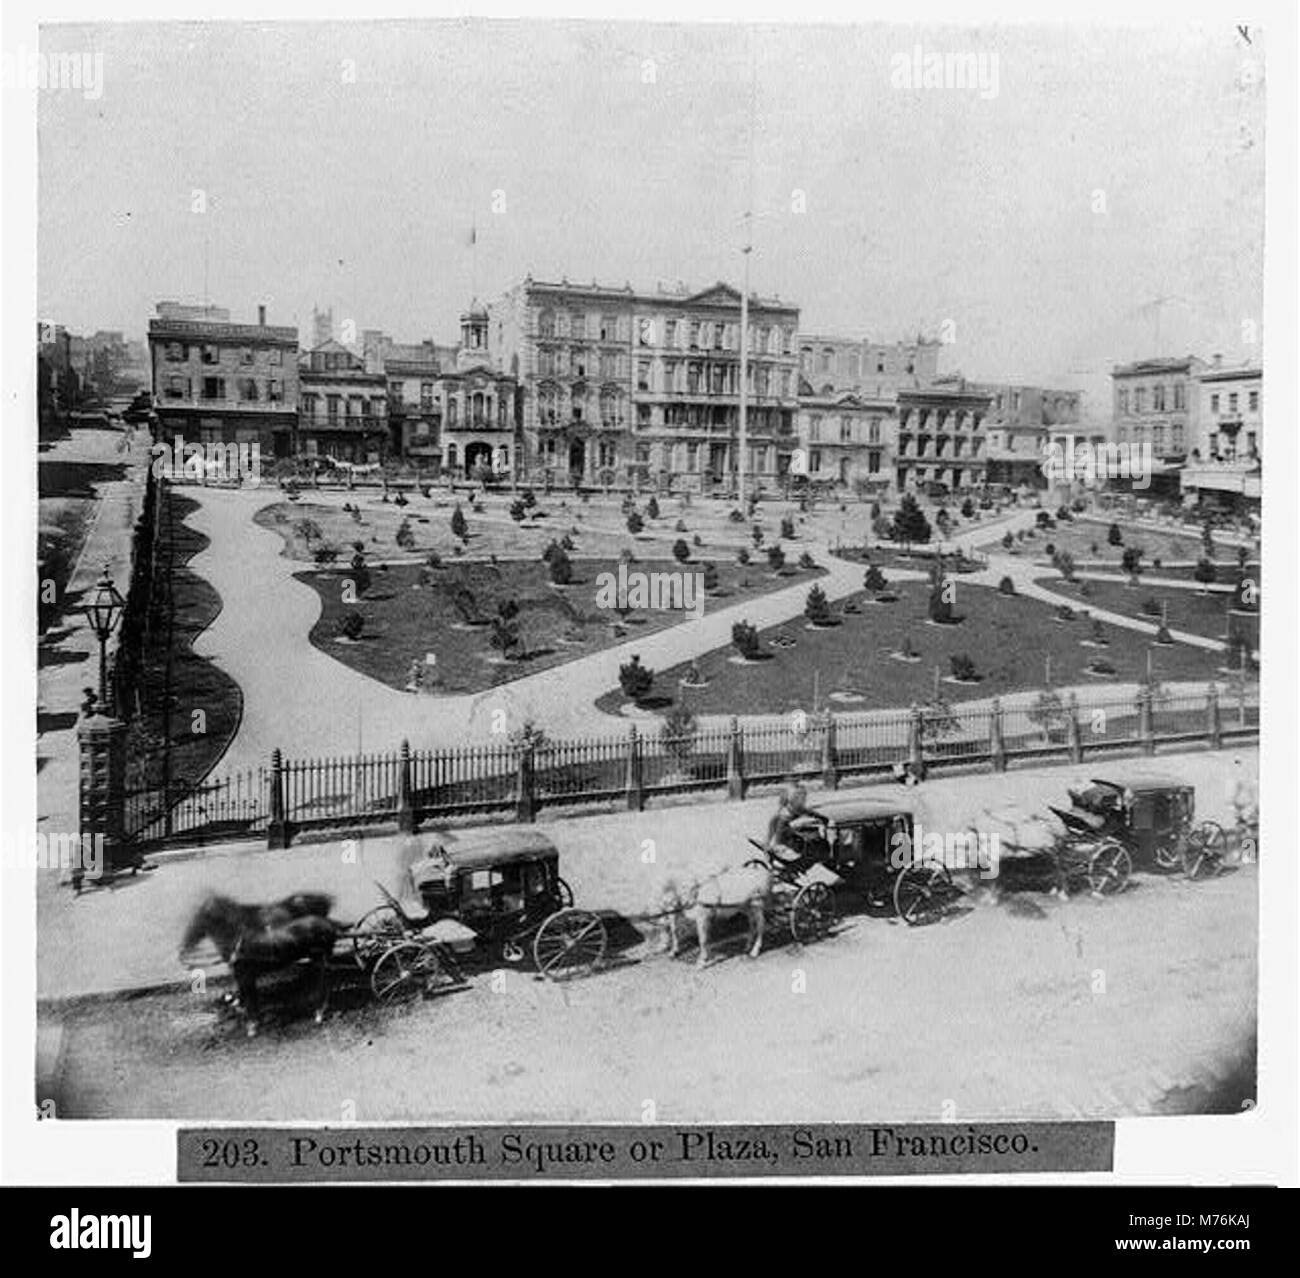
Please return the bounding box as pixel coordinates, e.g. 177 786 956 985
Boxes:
179 892 342 1036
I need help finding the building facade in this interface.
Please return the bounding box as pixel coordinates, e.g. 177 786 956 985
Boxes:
795 389 895 490
1111 356 1203 462
894 377 995 493
978 382 1084 488
1180 357 1262 512
297 339 388 463
490 277 801 489
148 302 299 457
796 333 941 399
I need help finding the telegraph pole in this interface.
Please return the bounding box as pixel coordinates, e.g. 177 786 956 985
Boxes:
737 37 757 509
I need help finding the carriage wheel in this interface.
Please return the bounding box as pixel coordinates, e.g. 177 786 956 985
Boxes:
370 942 443 1003
1183 820 1228 880
351 904 405 968
791 882 837 945
532 908 607 980
554 876 575 908
894 861 952 926
1087 841 1132 895
1152 834 1182 872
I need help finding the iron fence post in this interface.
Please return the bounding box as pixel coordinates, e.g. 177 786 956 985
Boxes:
625 725 644 811
726 716 747 800
908 703 927 781
989 697 1006 773
1138 686 1155 756
1206 682 1222 750
515 740 536 823
1066 692 1083 763
267 748 290 849
821 711 840 790
397 739 417 833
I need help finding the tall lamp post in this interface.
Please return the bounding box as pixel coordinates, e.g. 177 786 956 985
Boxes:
76 566 128 890
84 565 125 709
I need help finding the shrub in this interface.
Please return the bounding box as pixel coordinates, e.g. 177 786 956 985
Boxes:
1056 603 1075 621
1055 550 1076 581
752 523 764 546
1056 504 1072 522
489 613 520 658
781 515 795 540
998 575 1015 595
675 518 688 533
1036 511 1054 530
626 511 644 535
548 547 573 584
521 487 537 509
692 533 703 547
393 490 408 507
420 484 432 499
737 547 750 566
673 539 691 563
728 508 744 523
338 611 364 641
509 499 527 522
864 565 888 594
618 654 655 704
313 545 339 565
804 584 832 626
798 551 817 570
1090 618 1108 644
1141 597 1162 617
1044 543 1056 559
295 517 322 542
766 544 786 571
950 653 977 682
646 496 660 520
1154 624 1174 644
961 498 975 519
1194 557 1217 590
1001 531 1014 551
1121 546 1143 578
1107 523 1123 547
426 551 441 569
732 620 761 660
1086 657 1117 676
701 561 719 592
451 504 468 539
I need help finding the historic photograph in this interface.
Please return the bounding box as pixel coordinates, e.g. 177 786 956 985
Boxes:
34 19 1262 1125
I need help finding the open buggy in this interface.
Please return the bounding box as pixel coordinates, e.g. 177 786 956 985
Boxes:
349 828 609 999
747 794 960 927
1053 774 1227 880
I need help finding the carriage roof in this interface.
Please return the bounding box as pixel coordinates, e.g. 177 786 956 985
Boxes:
808 794 920 824
410 827 560 880
1087 773 1193 796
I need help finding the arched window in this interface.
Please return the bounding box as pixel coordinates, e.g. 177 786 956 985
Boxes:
537 309 555 338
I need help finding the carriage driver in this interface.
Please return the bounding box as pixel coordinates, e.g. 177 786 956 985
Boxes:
765 779 827 876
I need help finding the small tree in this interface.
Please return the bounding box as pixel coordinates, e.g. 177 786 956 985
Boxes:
1201 518 1215 559
736 547 751 566
1001 531 1014 551
780 515 795 540
701 561 719 593
1121 546 1143 580
891 493 932 549
548 546 573 585
1141 597 1162 617
804 584 832 626
766 543 786 572
732 620 761 660
662 700 698 773
1194 556 1217 594
1107 522 1123 547
348 552 370 598
490 612 520 659
1055 550 1076 582
451 504 468 540
752 523 765 547
961 497 975 519
672 538 691 563
646 496 660 520
864 565 888 596
675 518 688 533
338 611 364 641
998 575 1016 596
509 498 527 523
626 511 644 535
618 654 654 704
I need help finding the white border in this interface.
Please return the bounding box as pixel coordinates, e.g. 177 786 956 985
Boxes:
2 0 1295 1188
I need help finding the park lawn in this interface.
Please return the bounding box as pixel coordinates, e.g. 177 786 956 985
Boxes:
1034 577 1251 641
599 580 1226 719
254 496 813 568
981 519 1215 570
299 555 826 695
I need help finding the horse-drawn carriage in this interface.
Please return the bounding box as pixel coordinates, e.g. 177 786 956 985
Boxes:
181 830 607 1034
747 794 960 927
1053 774 1228 880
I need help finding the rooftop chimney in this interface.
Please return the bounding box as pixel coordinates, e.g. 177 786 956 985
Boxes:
258 304 267 327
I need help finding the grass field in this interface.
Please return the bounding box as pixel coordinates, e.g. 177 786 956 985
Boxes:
595 579 1226 718
1036 576 1250 641
299 554 825 694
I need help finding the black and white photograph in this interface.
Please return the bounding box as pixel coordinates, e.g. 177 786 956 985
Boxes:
6 1 1295 1194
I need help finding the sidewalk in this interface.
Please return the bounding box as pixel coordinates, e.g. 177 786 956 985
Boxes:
35 744 1257 1002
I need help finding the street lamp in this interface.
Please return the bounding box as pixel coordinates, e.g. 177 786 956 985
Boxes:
84 565 125 707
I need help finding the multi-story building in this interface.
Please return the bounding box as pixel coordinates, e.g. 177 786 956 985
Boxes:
491 277 801 489
148 302 299 457
795 388 896 491
1110 356 1203 463
796 334 941 398
365 303 519 474
894 376 995 493
977 382 1085 488
1180 356 1262 513
297 339 389 463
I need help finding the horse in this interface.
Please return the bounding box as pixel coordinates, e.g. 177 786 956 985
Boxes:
179 892 343 1036
656 864 773 969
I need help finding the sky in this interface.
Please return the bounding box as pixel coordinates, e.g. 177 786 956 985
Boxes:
37 19 1265 408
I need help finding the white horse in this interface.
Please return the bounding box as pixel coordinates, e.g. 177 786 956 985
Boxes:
656 864 773 968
